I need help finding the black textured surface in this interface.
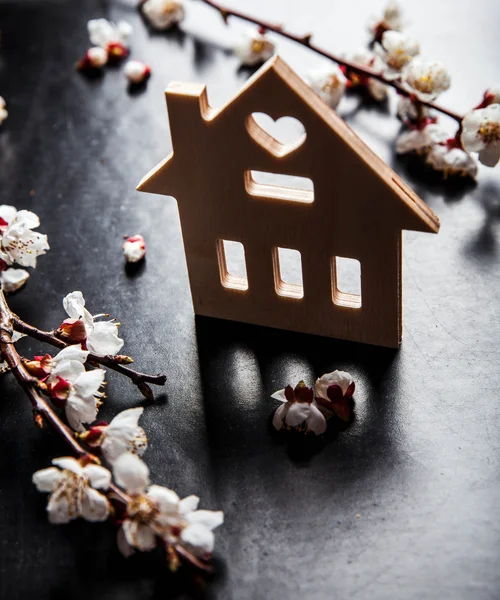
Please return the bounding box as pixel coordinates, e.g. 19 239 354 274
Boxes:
1 1 500 599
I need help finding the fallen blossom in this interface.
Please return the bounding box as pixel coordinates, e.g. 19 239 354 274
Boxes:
426 144 478 179
60 291 124 357
142 0 185 30
87 18 132 61
347 49 388 101
0 268 29 292
0 96 7 124
376 31 419 80
0 205 49 269
33 456 111 524
234 29 275 67
461 104 500 167
395 123 448 155
46 345 106 431
403 58 451 102
78 407 147 463
113 453 224 560
77 46 108 71
307 65 347 109
123 234 146 262
314 371 355 422
271 381 327 435
368 1 403 42
124 61 151 85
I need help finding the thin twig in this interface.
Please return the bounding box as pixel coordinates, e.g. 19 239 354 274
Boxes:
197 0 464 123
11 316 167 397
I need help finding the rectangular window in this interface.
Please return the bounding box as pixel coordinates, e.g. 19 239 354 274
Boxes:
217 239 248 291
244 171 314 204
331 256 362 308
273 247 304 299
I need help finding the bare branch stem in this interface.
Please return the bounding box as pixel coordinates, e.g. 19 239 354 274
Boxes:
197 0 463 123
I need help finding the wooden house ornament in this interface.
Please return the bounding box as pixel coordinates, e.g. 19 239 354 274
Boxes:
138 56 439 348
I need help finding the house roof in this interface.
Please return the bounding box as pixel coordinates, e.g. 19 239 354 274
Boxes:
138 56 439 235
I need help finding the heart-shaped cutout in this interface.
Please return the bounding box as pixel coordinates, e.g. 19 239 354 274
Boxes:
246 113 306 158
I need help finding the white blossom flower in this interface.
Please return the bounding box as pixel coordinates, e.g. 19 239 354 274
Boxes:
123 234 146 262
234 29 275 67
77 46 108 71
113 453 224 559
368 1 403 40
480 86 500 107
47 346 106 431
403 58 451 101
32 456 111 524
314 371 355 422
376 31 419 80
61 291 124 356
461 104 500 167
426 144 478 179
87 18 132 61
348 48 388 101
0 96 7 124
0 268 29 292
124 61 151 85
395 123 448 154
142 0 185 30
307 65 347 109
78 407 148 463
271 381 327 435
0 205 49 269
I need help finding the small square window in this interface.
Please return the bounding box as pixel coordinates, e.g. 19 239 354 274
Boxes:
331 256 361 308
217 240 248 291
273 247 304 299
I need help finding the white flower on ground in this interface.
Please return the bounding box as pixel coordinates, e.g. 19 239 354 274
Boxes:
307 65 347 109
0 268 29 292
348 49 388 101
0 96 7 124
395 123 448 154
426 144 478 179
271 381 327 435
78 407 148 463
87 18 132 61
123 234 146 262
314 371 355 422
60 291 124 356
46 346 106 432
0 205 49 269
461 104 500 167
113 453 224 560
234 29 275 67
77 46 109 71
124 61 151 85
376 31 419 80
32 456 111 524
368 1 403 41
403 58 451 101
142 0 185 30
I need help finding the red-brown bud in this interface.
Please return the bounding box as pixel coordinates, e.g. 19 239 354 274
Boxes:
57 318 87 343
24 353 53 378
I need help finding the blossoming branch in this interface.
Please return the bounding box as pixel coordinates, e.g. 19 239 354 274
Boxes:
0 205 223 572
192 0 500 179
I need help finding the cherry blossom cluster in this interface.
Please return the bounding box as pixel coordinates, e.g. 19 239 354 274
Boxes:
0 204 49 293
272 371 355 436
77 19 151 86
206 0 500 180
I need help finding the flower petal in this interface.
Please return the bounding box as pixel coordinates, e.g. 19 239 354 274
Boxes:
315 370 354 399
80 487 110 522
306 404 327 435
52 456 83 475
65 393 97 432
73 368 105 398
83 464 111 490
113 452 150 494
87 321 124 356
186 510 224 531
0 268 29 293
147 484 180 515
181 523 215 556
285 402 310 427
123 519 156 551
32 467 64 493
63 291 93 328
47 492 73 524
52 345 89 365
270 388 287 403
178 494 200 515
272 402 289 430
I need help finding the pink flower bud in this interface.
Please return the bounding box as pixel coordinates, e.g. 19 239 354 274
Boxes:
107 41 129 62
48 376 71 404
77 47 108 71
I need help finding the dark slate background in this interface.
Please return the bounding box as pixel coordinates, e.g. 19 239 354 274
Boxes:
0 1 499 599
